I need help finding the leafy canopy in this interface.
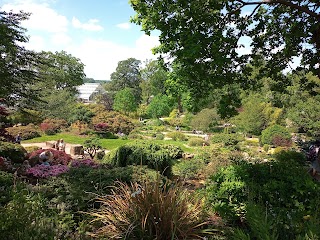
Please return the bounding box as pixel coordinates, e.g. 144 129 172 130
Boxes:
130 0 320 92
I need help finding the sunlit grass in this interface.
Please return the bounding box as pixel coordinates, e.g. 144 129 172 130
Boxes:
22 133 197 152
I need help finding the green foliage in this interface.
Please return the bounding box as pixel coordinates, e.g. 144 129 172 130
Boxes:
108 58 142 101
146 94 173 118
206 156 320 238
260 124 291 146
0 190 79 240
69 104 94 124
0 171 13 206
0 11 42 105
0 141 27 163
113 87 139 114
211 133 244 146
106 141 183 176
172 158 205 179
190 108 220 132
9 109 43 125
188 137 206 147
166 131 187 141
6 124 41 140
287 96 320 137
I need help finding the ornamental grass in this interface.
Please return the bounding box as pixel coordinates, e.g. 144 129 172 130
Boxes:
88 178 214 239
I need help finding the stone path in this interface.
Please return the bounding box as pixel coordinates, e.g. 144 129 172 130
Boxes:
22 142 73 155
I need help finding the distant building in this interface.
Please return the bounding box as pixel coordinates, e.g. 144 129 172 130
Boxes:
76 83 105 103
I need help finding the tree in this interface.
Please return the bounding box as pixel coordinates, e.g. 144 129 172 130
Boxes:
0 11 43 105
38 50 85 92
108 58 142 101
146 94 173 118
113 88 138 114
130 0 320 91
83 138 102 159
140 59 167 104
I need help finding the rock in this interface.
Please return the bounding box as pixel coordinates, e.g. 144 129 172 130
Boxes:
70 144 84 155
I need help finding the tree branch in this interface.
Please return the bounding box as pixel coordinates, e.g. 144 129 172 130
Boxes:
236 0 320 20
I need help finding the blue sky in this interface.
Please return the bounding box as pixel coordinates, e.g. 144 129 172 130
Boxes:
0 0 160 80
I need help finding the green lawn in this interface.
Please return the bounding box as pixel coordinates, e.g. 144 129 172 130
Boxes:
22 133 196 152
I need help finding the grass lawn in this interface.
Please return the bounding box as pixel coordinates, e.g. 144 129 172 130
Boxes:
22 133 196 152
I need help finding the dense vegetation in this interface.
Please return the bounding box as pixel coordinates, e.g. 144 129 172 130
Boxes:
1 4 320 239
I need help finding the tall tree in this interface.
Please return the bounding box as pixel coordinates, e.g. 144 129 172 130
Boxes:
108 58 142 101
38 50 85 92
0 11 43 105
140 59 167 104
130 0 320 92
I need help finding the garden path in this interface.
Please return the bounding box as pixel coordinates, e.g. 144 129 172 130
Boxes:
22 142 73 155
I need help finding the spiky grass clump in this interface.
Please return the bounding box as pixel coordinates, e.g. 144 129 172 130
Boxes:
88 179 212 239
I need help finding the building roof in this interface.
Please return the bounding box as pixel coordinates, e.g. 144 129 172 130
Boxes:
76 83 102 101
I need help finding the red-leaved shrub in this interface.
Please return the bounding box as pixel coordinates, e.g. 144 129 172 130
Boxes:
28 149 72 166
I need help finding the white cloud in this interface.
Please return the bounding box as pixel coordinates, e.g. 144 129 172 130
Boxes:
51 33 72 46
66 35 159 79
116 22 131 30
72 17 103 31
2 1 68 33
23 35 46 51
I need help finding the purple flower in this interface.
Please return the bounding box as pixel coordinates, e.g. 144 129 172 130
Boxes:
27 165 69 178
70 159 99 168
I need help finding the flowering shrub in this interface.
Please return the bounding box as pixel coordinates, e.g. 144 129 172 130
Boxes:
28 149 72 166
40 118 68 135
71 159 99 168
26 165 69 178
94 123 109 132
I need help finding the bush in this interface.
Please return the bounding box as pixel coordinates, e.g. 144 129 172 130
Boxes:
172 158 205 179
206 158 320 238
0 171 14 206
166 131 187 141
0 141 27 164
6 124 41 140
88 179 211 239
91 111 135 135
260 124 292 146
211 133 243 146
188 137 206 147
155 133 164 140
105 141 183 176
190 108 220 132
24 146 41 153
28 149 72 166
26 165 69 178
40 118 68 135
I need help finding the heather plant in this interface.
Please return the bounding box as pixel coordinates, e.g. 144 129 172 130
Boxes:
88 179 212 239
71 158 99 168
26 164 69 178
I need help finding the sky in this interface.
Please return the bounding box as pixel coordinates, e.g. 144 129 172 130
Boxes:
0 0 160 80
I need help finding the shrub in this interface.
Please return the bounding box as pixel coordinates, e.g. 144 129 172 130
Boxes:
0 141 27 164
188 137 206 147
211 133 243 146
166 131 187 141
92 111 135 135
172 158 205 179
106 141 183 176
70 120 90 135
24 146 41 153
28 149 72 166
26 165 69 178
6 124 41 140
0 171 13 206
155 133 164 140
260 124 291 146
40 118 68 135
206 159 320 238
190 108 220 132
71 158 100 168
88 179 211 239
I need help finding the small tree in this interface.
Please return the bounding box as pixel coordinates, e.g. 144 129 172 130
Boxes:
113 88 138 115
146 94 173 118
83 138 102 159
